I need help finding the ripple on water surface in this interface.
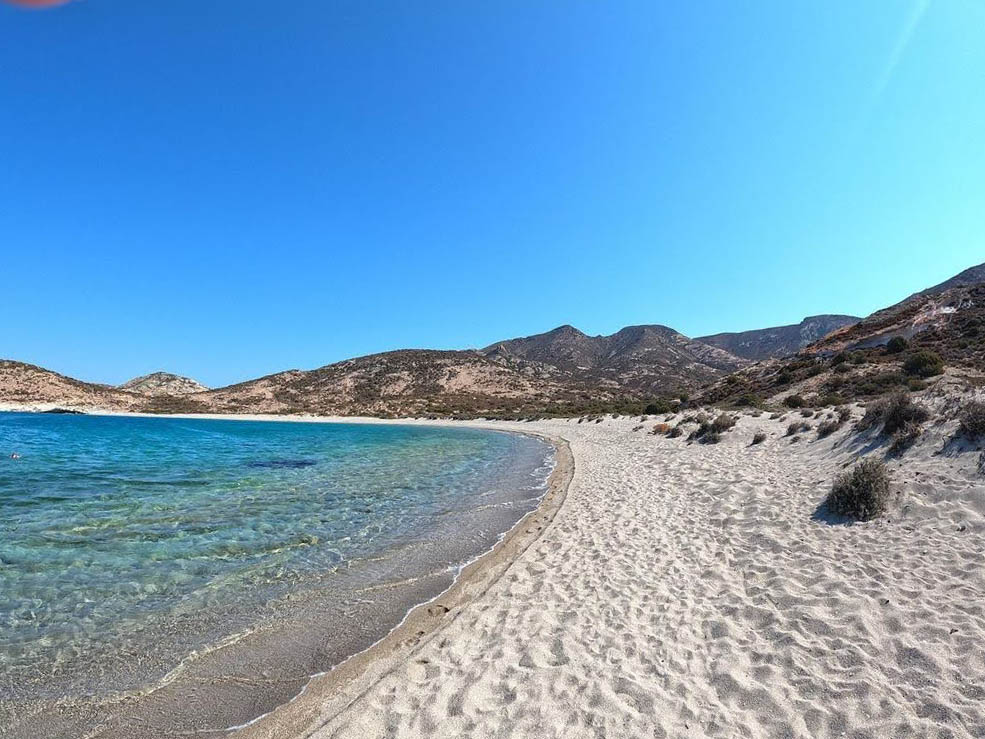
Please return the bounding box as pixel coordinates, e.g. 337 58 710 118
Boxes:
0 413 553 704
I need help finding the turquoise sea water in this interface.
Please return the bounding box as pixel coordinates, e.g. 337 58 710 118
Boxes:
0 413 552 707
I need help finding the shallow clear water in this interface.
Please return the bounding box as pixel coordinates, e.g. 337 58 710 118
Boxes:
0 413 552 702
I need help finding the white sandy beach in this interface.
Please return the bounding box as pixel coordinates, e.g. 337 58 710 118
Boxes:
232 409 985 739
2 404 983 738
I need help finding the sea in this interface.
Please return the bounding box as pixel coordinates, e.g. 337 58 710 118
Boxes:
0 412 553 735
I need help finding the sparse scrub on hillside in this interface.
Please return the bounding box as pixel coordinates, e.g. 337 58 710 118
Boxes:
903 350 944 378
730 393 764 409
825 459 891 521
784 394 806 408
886 336 908 354
751 432 767 445
667 425 684 438
644 401 673 415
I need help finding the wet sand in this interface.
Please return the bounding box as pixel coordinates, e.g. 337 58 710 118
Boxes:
0 415 569 739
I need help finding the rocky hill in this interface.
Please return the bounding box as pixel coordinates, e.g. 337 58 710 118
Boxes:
119 372 209 396
484 324 746 391
696 315 860 361
4 262 983 417
0 361 140 411
807 267 985 364
700 263 985 408
1 325 745 418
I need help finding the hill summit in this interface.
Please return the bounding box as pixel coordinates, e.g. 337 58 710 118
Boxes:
119 372 209 396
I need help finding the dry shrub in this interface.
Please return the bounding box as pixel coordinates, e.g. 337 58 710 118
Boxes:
856 392 929 436
689 413 736 444
786 421 810 436
889 421 923 456
751 432 767 445
826 459 891 520
711 413 737 433
958 401 985 439
667 425 684 438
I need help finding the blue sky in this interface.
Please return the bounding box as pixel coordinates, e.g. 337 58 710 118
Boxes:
2 0 982 387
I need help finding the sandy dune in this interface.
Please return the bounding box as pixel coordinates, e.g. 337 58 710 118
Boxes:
241 411 985 739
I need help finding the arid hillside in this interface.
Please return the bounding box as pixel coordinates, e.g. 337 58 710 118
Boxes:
0 361 140 411
699 263 985 409
697 314 860 360
3 263 983 418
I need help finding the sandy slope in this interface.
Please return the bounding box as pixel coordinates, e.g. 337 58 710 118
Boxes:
240 411 985 739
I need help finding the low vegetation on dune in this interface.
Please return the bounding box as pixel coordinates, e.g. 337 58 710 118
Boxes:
825 459 892 521
958 401 985 440
687 413 737 444
856 392 929 435
786 421 811 436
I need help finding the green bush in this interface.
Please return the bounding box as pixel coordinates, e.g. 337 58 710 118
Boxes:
826 459 892 520
644 400 672 415
784 394 806 408
903 350 944 378
886 336 908 354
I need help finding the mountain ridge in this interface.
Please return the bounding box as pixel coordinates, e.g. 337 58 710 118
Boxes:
696 315 861 361
3 261 983 416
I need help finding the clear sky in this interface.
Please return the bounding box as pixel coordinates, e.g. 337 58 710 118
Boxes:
2 0 982 387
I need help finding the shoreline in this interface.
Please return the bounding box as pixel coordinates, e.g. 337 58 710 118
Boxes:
6 407 984 737
233 428 574 739
0 410 574 739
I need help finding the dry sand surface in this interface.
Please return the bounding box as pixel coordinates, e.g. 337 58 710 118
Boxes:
239 410 985 739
